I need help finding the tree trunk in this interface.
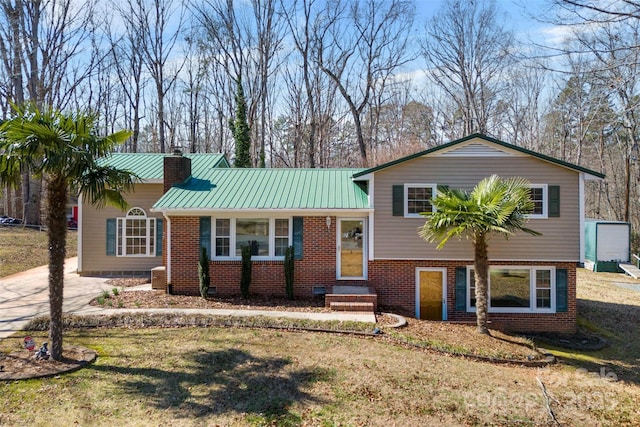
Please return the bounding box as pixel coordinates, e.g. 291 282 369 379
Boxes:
474 232 490 335
46 174 68 361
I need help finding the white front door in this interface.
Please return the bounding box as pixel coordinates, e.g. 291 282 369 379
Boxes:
338 219 366 279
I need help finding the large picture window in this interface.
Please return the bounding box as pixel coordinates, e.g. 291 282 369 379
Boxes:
212 217 291 259
467 266 555 313
116 207 156 257
404 183 437 217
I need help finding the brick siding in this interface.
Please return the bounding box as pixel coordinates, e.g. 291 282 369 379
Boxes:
168 215 576 333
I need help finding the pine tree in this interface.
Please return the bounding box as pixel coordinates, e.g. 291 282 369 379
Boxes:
230 76 252 168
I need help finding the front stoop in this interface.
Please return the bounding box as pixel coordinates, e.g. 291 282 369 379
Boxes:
329 301 375 312
325 290 377 313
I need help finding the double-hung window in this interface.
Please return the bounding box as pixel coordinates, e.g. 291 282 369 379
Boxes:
404 183 437 217
528 184 548 218
467 266 555 313
116 207 156 256
212 217 291 259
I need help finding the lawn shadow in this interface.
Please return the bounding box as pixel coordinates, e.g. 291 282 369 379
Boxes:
90 347 331 422
535 298 640 385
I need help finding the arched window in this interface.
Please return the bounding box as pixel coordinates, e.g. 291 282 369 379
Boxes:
116 207 157 256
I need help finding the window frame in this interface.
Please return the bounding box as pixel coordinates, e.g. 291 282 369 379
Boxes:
211 217 292 260
404 183 437 218
527 184 548 219
214 218 231 257
466 265 556 313
115 207 157 257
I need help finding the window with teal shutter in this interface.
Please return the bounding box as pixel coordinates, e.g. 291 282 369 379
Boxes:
292 216 303 260
556 268 568 312
455 267 467 311
199 217 211 259
106 218 116 256
156 218 163 256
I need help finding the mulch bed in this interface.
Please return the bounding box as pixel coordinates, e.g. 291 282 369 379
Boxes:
0 345 97 380
91 290 332 312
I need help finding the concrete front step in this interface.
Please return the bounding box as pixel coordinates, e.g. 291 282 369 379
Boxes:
329 301 374 312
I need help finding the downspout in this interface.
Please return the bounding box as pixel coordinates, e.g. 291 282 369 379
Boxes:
164 213 171 284
579 173 585 265
77 196 83 273
368 176 375 261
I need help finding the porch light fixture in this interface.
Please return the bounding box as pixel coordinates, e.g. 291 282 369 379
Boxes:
326 216 331 230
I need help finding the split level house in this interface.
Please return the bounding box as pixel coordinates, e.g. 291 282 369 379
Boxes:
78 134 605 333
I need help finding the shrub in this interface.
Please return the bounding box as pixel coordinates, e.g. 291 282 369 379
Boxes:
240 245 252 299
199 247 210 298
284 245 294 300
112 288 119 296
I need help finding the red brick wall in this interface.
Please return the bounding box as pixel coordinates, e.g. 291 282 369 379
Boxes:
168 215 576 333
168 216 200 294
170 216 339 296
368 259 576 333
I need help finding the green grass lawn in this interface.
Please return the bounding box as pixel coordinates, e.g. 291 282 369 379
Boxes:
1 320 639 426
0 227 77 277
1 246 640 425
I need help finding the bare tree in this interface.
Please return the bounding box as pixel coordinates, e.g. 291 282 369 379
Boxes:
548 0 640 23
251 0 285 167
0 0 98 225
421 0 514 137
128 0 184 153
192 0 285 166
498 62 550 150
105 1 147 153
313 0 415 166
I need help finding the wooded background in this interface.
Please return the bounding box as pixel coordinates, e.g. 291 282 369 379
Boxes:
0 0 638 249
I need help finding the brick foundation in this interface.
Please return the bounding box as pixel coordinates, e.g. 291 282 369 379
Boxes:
167 215 577 333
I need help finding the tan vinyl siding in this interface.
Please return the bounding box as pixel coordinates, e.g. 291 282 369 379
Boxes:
80 184 164 274
373 155 580 261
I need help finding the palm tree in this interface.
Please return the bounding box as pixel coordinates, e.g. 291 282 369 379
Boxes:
0 105 137 360
419 175 541 335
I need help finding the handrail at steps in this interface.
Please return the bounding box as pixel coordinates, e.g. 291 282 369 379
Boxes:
633 253 640 269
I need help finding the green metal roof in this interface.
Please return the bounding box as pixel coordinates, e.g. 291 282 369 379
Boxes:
153 168 369 210
98 153 229 181
353 133 605 179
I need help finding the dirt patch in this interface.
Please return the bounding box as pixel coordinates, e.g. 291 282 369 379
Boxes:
0 345 96 380
388 317 541 360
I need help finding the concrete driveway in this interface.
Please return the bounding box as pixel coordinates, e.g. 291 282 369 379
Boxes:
0 257 112 340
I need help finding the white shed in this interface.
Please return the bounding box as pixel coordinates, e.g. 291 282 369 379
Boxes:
584 219 631 272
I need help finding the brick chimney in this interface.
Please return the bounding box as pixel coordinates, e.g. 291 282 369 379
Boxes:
163 149 192 193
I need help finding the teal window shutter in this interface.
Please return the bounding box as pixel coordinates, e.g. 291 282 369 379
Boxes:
549 185 560 217
106 218 116 256
392 185 404 216
156 218 163 256
293 216 303 260
455 267 467 311
200 217 211 258
556 268 568 312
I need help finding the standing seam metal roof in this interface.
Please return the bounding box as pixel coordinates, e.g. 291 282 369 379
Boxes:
153 168 369 210
98 153 228 181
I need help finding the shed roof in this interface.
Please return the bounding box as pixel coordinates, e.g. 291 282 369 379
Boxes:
153 168 369 211
98 152 228 181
